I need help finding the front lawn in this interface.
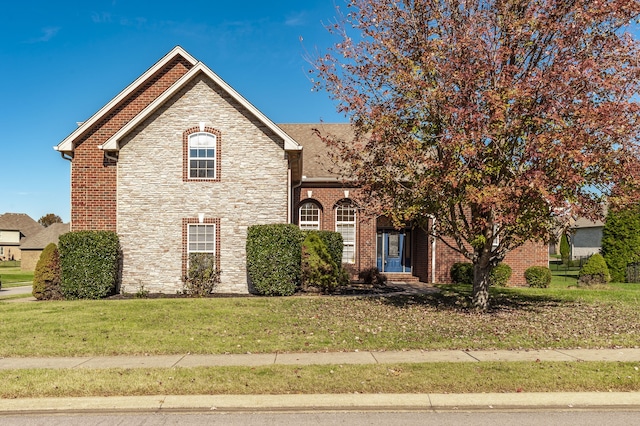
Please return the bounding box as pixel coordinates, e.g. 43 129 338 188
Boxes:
1 284 640 357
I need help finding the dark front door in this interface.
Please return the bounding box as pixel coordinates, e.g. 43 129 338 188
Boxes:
377 230 411 273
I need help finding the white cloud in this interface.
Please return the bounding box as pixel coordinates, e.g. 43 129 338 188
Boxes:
25 27 61 43
285 11 307 27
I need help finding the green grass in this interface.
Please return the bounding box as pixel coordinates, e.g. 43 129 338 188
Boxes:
3 281 640 396
1 362 639 398
0 266 33 287
2 285 640 357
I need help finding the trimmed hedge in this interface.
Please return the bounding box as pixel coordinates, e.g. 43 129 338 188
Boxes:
246 224 304 296
578 253 611 286
490 263 512 287
450 262 473 284
32 243 63 300
601 205 640 282
58 231 120 299
525 266 552 288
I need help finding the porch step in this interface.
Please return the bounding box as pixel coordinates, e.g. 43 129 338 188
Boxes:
384 273 421 283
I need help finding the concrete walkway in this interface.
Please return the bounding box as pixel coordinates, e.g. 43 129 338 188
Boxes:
2 348 640 414
3 348 640 370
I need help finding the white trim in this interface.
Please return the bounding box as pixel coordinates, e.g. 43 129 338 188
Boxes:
55 46 198 154
336 202 357 264
99 62 302 153
299 202 321 230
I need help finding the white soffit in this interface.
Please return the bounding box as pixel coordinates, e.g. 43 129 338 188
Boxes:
54 46 198 153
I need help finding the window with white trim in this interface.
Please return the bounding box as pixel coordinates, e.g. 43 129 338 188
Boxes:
188 132 216 179
299 202 320 230
188 224 216 254
336 202 356 264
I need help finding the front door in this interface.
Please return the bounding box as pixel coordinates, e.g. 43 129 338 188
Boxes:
377 230 411 273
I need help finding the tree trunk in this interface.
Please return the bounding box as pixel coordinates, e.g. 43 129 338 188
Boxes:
472 262 491 310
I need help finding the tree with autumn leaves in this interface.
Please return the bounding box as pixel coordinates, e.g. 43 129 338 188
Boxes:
313 0 640 309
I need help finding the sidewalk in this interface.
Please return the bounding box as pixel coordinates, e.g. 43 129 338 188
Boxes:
3 348 640 370
1 349 640 413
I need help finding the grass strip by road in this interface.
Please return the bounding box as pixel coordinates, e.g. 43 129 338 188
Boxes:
2 284 640 357
1 362 639 398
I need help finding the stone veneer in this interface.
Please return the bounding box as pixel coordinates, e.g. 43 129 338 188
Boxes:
117 75 289 293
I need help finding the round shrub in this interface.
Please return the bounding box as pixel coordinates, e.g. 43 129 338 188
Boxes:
578 253 611 286
489 263 512 287
525 266 552 288
32 243 63 300
450 262 473 284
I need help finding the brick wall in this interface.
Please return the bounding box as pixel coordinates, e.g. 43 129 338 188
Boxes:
70 57 193 232
293 186 377 274
117 75 290 293
433 234 548 286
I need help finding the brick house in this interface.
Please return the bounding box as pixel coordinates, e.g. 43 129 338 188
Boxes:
55 46 547 293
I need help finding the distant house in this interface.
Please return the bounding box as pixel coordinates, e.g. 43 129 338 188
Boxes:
0 213 43 262
570 216 605 260
54 46 548 294
19 223 70 271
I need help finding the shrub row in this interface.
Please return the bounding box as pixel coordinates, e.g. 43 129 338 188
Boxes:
246 225 346 296
449 262 512 287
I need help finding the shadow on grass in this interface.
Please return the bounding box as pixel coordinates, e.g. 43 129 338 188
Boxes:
378 284 566 313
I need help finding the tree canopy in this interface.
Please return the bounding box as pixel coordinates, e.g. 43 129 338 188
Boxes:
38 213 62 228
314 0 640 309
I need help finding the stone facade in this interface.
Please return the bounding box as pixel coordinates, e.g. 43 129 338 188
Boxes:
117 76 289 293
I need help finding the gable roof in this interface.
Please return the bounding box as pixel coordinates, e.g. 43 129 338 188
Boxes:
20 222 70 250
55 46 301 154
278 123 352 180
55 46 198 154
0 213 44 240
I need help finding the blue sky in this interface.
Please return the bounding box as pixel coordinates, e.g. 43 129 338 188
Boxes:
0 0 346 223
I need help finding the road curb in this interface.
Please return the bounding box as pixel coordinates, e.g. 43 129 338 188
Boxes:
1 392 639 414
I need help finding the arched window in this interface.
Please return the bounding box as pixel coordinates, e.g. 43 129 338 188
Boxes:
299 202 320 230
188 132 216 179
335 201 356 264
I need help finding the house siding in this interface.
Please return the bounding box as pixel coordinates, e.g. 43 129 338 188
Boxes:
70 57 193 232
117 75 289 293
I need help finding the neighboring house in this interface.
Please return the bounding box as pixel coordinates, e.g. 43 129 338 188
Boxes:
570 216 604 260
0 213 43 262
19 223 70 271
54 46 547 293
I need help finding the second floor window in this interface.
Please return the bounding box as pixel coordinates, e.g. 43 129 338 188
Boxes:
188 132 216 179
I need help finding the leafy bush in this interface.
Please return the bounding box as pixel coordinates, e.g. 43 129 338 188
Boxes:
490 263 512 287
601 205 640 282
314 230 344 267
578 253 611 286
301 232 343 293
246 224 303 296
183 253 221 297
450 262 473 284
32 243 63 300
358 267 388 287
525 266 552 288
58 231 120 300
